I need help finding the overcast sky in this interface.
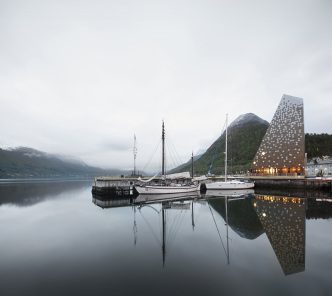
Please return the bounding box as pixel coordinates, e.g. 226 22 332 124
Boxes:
1 0 331 171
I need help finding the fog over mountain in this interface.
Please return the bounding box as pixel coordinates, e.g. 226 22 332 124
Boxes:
0 147 128 178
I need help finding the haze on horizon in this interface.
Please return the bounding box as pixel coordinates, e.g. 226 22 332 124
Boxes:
1 0 331 171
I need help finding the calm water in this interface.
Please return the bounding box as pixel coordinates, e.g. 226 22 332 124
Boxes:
0 181 332 296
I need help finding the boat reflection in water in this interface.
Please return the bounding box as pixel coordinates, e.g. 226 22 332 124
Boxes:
92 190 307 275
93 191 200 265
204 189 255 198
92 195 135 209
135 191 200 204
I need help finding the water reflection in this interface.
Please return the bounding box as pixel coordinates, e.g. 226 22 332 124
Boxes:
253 195 306 275
92 190 311 276
306 198 332 219
0 181 332 295
0 180 91 207
207 193 263 240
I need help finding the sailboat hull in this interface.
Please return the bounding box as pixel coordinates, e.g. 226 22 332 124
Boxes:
135 184 200 195
205 180 254 190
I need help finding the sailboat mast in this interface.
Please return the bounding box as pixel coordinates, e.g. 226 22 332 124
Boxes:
191 151 194 178
225 114 228 182
133 134 137 176
162 121 165 177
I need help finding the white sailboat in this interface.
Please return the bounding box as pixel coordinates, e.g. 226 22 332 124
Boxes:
135 121 200 195
206 114 255 190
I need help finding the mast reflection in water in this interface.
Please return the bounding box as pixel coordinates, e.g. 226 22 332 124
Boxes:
93 191 199 266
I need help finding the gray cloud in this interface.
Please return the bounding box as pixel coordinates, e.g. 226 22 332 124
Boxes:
0 0 331 170
100 139 131 152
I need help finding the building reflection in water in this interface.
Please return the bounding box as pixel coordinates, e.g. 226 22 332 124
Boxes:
253 195 306 275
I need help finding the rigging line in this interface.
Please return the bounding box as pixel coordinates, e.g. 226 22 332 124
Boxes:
166 207 183 243
167 140 180 167
165 142 173 169
166 204 189 248
142 139 161 173
169 209 188 250
194 205 202 223
169 134 183 164
138 204 161 214
167 204 185 239
165 209 177 246
141 139 162 173
167 136 183 167
221 117 227 136
207 199 228 257
170 140 186 170
165 141 179 170
166 141 177 168
138 209 162 247
208 118 228 175
168 209 188 250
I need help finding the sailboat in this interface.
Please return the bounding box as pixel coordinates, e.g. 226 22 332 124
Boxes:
206 114 255 190
135 121 200 195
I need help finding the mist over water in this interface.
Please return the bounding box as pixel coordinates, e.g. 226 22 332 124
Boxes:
0 181 332 296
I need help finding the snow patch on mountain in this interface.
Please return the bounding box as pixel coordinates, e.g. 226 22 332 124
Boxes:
229 113 269 129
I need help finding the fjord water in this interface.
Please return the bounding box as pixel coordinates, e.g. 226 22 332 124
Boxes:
0 181 331 296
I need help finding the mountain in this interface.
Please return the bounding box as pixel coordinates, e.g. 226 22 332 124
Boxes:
172 113 332 176
228 113 268 129
0 147 126 178
172 113 269 175
169 153 204 174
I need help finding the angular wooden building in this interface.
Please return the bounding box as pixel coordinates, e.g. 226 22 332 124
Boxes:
251 94 305 176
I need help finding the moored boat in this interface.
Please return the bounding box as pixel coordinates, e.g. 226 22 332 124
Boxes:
206 114 255 190
135 183 199 195
136 121 200 195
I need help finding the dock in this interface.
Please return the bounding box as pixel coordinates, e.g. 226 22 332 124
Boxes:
91 175 332 199
92 176 138 197
248 176 332 192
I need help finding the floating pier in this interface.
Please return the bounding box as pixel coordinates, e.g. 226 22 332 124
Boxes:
92 177 138 197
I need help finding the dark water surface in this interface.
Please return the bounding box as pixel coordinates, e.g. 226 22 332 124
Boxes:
0 181 332 296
